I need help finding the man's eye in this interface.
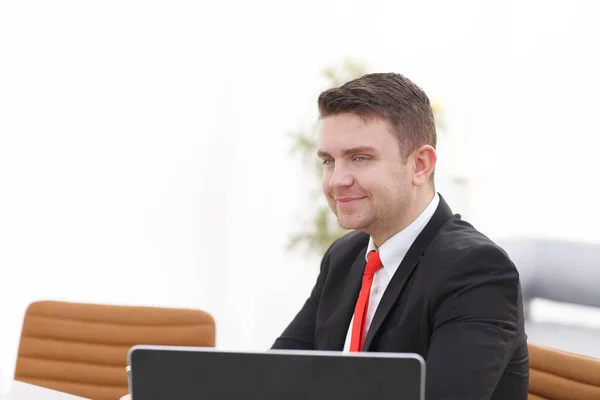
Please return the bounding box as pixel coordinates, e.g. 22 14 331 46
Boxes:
322 159 334 165
353 156 368 162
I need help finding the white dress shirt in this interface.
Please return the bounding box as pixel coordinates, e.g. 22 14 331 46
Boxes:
343 193 440 352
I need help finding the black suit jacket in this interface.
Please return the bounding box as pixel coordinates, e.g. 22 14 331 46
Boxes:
272 196 529 400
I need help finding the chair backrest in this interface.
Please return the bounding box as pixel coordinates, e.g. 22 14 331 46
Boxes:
498 238 600 308
528 343 600 400
15 300 215 400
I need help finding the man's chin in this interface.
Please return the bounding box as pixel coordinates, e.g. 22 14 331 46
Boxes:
337 217 366 231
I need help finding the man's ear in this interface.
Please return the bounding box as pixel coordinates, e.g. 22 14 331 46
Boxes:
412 145 437 186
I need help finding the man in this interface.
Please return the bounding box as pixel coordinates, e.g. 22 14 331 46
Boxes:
271 73 529 399
121 73 528 400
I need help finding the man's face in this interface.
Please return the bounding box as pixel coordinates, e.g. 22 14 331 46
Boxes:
318 113 415 239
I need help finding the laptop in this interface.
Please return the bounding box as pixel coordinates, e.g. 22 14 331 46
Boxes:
128 345 425 400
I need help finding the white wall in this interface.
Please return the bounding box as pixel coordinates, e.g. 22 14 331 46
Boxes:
460 0 600 243
1 0 600 383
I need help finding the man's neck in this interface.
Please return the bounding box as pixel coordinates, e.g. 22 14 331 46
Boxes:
371 191 436 247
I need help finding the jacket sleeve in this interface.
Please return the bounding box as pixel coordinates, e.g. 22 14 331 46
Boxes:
425 245 524 400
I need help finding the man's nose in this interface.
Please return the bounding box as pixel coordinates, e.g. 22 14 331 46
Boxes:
328 164 353 188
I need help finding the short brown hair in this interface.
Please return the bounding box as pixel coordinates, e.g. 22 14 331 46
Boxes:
317 72 436 161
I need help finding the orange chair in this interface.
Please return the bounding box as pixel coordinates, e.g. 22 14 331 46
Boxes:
15 300 215 399
528 343 600 400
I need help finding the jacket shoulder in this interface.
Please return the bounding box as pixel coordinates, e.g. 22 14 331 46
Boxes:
434 218 509 258
323 230 369 265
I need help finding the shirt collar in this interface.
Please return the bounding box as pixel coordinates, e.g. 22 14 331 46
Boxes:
366 193 440 276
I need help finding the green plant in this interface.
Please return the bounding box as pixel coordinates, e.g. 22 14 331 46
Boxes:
287 59 445 258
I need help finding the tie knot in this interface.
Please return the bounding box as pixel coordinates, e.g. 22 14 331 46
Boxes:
365 251 383 276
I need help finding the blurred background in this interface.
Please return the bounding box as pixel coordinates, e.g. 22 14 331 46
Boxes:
1 0 600 384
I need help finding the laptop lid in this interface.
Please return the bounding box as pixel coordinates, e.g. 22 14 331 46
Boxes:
128 345 425 400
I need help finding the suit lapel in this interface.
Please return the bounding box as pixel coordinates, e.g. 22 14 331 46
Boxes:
320 247 366 350
362 195 454 350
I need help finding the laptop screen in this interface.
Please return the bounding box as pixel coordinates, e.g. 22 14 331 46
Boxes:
129 346 424 400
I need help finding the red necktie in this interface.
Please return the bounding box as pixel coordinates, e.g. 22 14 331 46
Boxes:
350 250 383 352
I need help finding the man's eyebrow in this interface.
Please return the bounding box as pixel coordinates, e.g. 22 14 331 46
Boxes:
317 146 377 158
341 146 377 157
